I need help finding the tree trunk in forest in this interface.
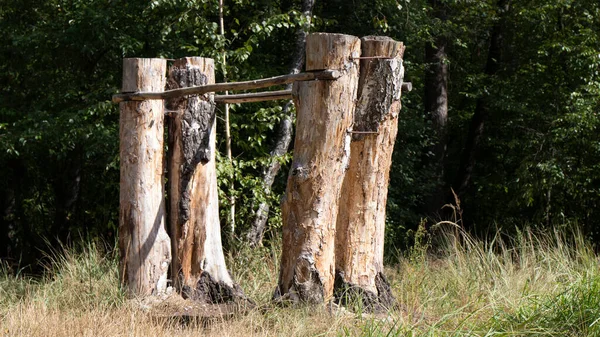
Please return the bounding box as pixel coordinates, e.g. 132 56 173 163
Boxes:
52 147 82 245
1 159 28 266
276 33 360 304
0 168 15 259
453 0 509 198
246 0 315 247
166 57 246 303
219 0 236 239
424 0 449 218
0 159 23 261
334 36 405 311
119 58 171 296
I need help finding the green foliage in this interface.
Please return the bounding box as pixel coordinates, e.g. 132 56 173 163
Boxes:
460 0 600 238
487 276 600 336
0 0 300 264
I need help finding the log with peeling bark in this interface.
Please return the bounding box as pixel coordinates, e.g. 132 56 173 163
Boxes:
119 58 171 296
166 57 246 303
276 33 360 304
334 36 405 311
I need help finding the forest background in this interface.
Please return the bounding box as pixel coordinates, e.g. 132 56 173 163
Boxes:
1 0 599 271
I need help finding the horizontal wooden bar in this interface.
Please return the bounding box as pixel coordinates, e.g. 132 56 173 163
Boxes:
112 70 341 103
215 82 412 105
347 130 379 134
214 90 292 104
351 56 394 60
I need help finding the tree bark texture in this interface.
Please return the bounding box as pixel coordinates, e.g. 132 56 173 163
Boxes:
166 57 245 303
119 58 171 296
453 0 509 198
276 33 360 304
246 0 315 247
334 36 405 311
424 0 449 217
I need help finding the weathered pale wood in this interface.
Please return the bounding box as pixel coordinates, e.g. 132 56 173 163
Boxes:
334 36 405 311
166 57 246 303
277 33 360 303
119 58 171 296
112 70 342 103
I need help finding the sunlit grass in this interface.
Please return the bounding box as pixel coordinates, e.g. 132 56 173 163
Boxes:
1 226 599 336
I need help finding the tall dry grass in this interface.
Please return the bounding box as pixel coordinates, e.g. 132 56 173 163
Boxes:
1 226 599 336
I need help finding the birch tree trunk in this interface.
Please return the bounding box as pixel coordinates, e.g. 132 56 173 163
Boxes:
276 33 360 304
219 0 236 238
424 0 449 217
119 58 171 296
334 37 405 311
166 57 245 303
246 0 315 247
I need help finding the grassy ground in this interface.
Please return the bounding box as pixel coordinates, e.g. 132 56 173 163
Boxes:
1 227 600 336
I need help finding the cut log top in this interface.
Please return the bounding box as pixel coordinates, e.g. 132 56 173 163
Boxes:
361 36 405 59
305 33 361 71
122 58 167 92
169 57 215 88
358 36 405 93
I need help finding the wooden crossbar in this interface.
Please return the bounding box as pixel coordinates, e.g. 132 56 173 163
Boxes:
213 82 412 104
214 90 292 104
112 70 341 103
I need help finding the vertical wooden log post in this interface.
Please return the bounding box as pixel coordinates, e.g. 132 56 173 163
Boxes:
119 58 171 296
334 36 405 311
166 57 246 303
277 33 360 303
